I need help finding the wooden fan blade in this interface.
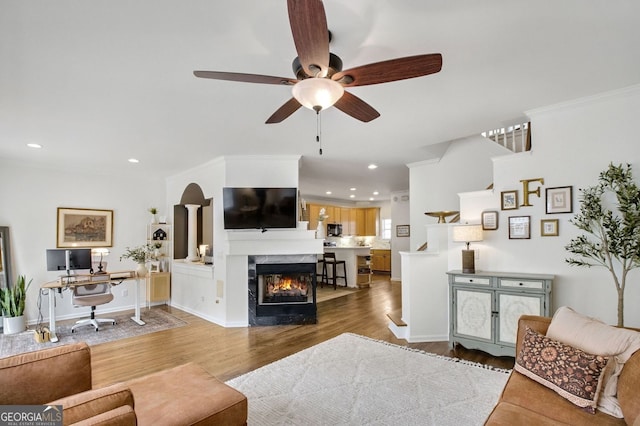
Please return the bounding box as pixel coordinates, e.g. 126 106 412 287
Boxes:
333 91 380 123
287 0 330 77
332 54 442 87
193 71 298 86
265 98 302 124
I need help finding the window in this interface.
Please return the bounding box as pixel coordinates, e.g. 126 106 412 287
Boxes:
382 219 392 240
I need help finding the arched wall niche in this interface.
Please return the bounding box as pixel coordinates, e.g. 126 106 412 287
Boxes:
174 183 213 260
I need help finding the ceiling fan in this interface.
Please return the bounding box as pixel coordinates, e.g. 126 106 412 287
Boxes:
193 0 442 124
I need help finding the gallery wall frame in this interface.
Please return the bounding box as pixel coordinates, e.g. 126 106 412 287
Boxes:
57 207 114 248
481 211 499 230
508 215 531 239
501 190 519 210
396 225 410 237
546 186 573 214
541 219 559 236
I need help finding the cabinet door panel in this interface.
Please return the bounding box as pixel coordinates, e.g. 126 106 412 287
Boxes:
497 293 543 345
454 288 492 340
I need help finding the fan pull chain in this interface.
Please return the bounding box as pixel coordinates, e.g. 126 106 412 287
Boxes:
316 109 323 155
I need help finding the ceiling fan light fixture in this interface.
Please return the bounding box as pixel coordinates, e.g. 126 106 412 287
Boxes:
292 78 344 111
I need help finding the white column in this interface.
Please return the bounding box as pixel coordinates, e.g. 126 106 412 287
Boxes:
185 204 200 262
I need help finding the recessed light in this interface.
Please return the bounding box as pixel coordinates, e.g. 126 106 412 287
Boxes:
373 191 379 195
128 158 140 163
350 187 357 191
368 164 378 169
325 191 332 195
27 143 42 149
369 197 374 201
349 194 355 198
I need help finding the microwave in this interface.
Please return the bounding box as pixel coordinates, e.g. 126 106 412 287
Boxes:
327 223 342 237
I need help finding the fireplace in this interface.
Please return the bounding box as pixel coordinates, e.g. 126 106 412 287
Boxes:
248 255 317 326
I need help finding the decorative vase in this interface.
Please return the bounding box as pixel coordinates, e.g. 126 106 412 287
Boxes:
151 214 157 224
136 263 148 278
3 315 26 335
316 221 325 239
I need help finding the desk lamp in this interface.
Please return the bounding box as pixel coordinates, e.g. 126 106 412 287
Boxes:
92 248 110 274
452 224 483 274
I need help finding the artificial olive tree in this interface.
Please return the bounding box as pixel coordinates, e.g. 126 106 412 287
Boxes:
565 163 640 326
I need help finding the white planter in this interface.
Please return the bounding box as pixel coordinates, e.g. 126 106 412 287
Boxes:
3 315 26 335
136 263 148 278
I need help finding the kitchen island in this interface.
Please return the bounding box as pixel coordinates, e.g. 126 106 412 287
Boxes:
322 246 371 288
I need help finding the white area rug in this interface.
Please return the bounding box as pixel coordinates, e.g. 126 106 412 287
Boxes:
227 333 510 425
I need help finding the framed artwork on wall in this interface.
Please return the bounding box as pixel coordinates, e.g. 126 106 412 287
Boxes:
396 225 410 237
57 207 114 248
546 186 573 214
482 211 499 230
501 190 519 210
541 219 559 236
508 216 531 239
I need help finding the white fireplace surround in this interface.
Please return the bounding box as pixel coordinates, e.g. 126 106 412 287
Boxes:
223 228 324 326
224 229 323 256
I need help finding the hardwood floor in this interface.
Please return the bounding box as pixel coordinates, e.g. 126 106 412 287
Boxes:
90 275 514 388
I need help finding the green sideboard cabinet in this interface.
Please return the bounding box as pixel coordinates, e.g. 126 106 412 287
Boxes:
447 270 553 357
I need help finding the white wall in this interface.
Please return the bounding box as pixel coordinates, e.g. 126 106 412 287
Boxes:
455 85 640 327
405 85 640 331
0 161 165 324
390 190 410 281
408 136 511 251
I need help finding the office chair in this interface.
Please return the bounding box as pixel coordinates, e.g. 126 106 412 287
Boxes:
71 283 116 332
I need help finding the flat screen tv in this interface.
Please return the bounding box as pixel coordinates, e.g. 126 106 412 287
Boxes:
223 187 297 230
46 248 92 272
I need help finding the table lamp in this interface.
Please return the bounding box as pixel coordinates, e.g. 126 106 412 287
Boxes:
92 248 110 274
452 224 483 274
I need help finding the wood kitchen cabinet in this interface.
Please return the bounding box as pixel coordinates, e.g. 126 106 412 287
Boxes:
307 203 379 236
340 208 355 235
370 249 391 273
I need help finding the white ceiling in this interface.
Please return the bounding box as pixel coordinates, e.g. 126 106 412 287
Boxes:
2 1 639 202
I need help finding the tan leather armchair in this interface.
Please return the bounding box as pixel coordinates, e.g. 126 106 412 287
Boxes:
0 342 247 426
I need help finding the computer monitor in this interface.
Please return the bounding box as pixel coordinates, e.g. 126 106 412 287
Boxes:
46 248 92 273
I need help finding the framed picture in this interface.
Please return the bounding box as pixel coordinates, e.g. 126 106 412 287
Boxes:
149 260 160 273
508 216 531 239
541 219 559 236
481 211 499 230
546 186 573 214
57 207 114 248
501 190 519 210
396 225 410 237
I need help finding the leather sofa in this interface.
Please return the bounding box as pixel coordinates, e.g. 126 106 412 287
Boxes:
485 315 640 425
0 342 247 425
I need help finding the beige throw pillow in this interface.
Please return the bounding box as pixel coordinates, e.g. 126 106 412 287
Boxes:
546 306 640 418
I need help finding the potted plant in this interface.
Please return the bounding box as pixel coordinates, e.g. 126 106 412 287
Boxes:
565 163 640 326
149 207 158 224
1 275 32 334
121 244 155 277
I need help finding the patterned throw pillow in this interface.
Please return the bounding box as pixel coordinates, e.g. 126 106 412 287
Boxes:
515 326 609 414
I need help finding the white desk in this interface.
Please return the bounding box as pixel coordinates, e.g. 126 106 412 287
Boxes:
41 270 143 343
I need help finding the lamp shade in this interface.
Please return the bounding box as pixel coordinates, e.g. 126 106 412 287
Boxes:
452 224 483 243
291 78 344 111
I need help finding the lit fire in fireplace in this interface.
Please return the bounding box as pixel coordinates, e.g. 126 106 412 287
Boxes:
266 275 308 297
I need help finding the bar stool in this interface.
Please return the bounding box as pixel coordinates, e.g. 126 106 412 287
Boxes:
320 252 347 290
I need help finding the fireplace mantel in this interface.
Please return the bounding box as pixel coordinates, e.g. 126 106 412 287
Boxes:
225 229 323 256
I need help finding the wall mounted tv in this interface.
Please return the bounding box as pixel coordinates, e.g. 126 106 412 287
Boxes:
46 248 92 273
223 187 297 230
